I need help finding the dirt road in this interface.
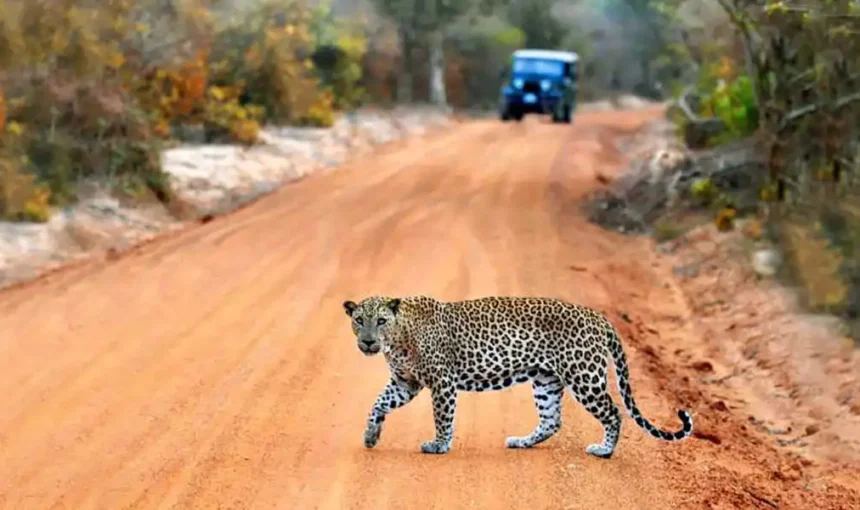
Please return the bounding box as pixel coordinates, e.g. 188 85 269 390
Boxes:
1 108 859 509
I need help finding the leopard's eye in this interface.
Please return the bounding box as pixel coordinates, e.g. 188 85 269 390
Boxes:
355 317 364 326
377 318 387 326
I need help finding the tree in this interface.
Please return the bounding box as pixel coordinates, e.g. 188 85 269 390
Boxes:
446 14 525 107
371 0 474 105
596 0 681 97
504 0 568 49
708 0 860 203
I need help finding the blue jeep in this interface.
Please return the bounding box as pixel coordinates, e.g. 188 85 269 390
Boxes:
499 49 578 124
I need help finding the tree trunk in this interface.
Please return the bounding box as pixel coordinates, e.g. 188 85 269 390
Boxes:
641 57 652 91
428 29 447 106
398 27 414 104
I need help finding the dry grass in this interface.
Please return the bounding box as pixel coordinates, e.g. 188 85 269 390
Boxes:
780 219 847 312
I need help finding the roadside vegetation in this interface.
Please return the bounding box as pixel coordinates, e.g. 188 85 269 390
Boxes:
0 0 713 224
663 0 860 337
570 0 860 337
0 0 717 223
2 0 858 335
0 0 363 222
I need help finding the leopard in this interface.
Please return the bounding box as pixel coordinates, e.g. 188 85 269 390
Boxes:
342 295 694 458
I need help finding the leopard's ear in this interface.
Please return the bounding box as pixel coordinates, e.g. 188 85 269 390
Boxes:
343 300 358 316
386 298 402 315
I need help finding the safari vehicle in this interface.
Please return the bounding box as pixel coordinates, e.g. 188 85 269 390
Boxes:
499 49 578 124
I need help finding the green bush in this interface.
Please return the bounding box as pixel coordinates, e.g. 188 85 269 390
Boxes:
695 57 759 145
690 177 719 205
310 1 367 110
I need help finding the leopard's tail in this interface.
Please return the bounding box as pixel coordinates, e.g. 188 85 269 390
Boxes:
607 329 694 441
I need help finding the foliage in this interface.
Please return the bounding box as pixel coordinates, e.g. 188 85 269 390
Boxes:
653 218 687 242
715 206 737 231
296 90 337 127
371 0 472 36
208 0 327 126
0 0 352 222
361 0 718 105
707 0 859 203
504 0 569 50
202 85 265 144
311 1 369 109
690 177 719 204
0 154 52 222
446 16 525 108
694 57 759 144
660 0 860 327
0 0 175 219
370 0 477 104
598 0 687 97
667 0 859 219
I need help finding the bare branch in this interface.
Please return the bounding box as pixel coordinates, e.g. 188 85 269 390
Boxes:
787 69 815 85
714 0 743 26
836 91 860 108
675 85 701 122
778 104 819 130
776 92 860 132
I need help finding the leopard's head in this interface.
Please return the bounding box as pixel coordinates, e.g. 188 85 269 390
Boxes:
342 296 401 356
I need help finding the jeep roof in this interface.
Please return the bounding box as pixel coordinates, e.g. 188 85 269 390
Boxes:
512 49 579 64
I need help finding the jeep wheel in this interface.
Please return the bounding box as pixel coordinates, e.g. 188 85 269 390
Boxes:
562 105 573 124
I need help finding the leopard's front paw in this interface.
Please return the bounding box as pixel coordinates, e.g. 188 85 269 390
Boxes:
420 440 450 454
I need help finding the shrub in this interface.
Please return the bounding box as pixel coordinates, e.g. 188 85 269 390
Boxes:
0 0 343 221
296 90 336 127
690 177 719 205
202 85 264 144
209 0 330 126
715 206 737 232
693 56 759 145
0 78 168 216
0 0 203 218
310 1 368 110
0 154 52 222
447 16 526 108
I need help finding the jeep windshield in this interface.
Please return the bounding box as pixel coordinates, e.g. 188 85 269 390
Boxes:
512 58 565 77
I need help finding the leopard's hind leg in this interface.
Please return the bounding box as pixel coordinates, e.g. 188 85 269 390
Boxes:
506 370 564 449
565 354 622 459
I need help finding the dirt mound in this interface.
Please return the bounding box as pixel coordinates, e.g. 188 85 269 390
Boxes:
657 221 860 480
579 94 667 113
584 118 767 235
